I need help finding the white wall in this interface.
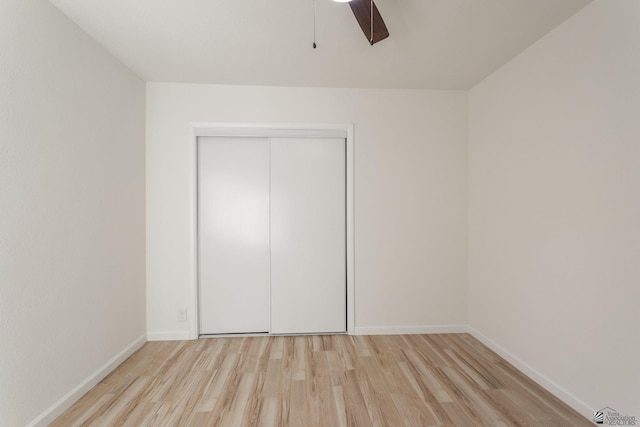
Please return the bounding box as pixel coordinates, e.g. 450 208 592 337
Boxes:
469 0 640 418
146 84 468 338
0 1 146 425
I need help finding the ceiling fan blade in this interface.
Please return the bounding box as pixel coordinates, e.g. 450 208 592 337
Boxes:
348 0 389 45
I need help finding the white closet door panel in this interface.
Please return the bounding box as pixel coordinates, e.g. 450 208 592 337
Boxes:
198 137 270 334
270 138 346 334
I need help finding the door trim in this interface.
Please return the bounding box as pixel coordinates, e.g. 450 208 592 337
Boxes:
189 123 355 338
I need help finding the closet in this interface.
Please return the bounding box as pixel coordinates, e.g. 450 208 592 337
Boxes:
197 135 346 335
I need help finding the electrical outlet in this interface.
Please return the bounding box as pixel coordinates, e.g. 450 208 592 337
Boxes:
177 308 187 322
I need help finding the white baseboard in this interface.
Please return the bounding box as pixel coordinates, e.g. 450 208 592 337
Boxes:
354 324 469 335
26 334 147 427
467 327 594 420
147 331 195 341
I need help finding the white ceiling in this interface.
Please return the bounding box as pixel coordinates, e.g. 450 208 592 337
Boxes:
49 0 592 90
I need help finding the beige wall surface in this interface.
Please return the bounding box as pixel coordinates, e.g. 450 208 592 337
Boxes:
0 1 146 425
145 83 468 339
469 0 640 418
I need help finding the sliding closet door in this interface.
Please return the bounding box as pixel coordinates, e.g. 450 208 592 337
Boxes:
198 137 270 334
270 138 346 334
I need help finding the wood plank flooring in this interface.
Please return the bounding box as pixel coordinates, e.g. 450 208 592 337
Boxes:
51 334 590 426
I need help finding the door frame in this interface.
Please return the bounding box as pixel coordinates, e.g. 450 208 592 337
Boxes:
189 122 355 338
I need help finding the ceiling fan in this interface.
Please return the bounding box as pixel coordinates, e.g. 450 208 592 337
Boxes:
315 0 388 47
335 0 389 45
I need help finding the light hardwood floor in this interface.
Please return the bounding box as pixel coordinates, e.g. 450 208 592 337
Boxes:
51 334 590 426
